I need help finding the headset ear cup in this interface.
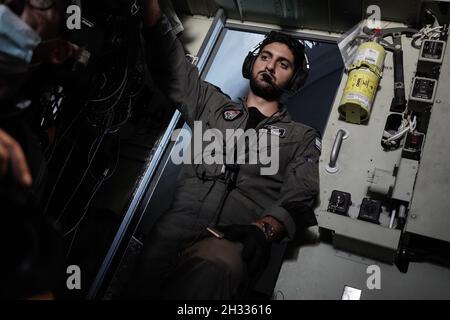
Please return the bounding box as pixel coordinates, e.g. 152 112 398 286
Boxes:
242 52 256 79
289 70 308 92
297 55 310 90
289 58 309 92
287 71 299 92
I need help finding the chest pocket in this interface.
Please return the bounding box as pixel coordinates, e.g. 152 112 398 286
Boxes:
236 130 293 179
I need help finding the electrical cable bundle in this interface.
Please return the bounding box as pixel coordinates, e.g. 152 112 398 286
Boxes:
42 10 146 249
382 113 417 150
412 9 447 49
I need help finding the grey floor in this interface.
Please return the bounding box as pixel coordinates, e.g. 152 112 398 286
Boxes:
274 227 450 300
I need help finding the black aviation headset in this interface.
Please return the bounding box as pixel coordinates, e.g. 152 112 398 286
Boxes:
242 31 310 93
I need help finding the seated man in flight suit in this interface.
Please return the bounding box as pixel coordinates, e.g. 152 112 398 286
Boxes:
126 0 321 299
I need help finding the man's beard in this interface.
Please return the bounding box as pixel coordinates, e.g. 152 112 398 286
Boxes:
249 75 283 101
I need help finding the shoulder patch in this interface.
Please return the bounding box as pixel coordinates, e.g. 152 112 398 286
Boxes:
223 109 243 121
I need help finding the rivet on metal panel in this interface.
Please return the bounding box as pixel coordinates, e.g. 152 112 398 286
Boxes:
411 214 417 219
436 99 442 104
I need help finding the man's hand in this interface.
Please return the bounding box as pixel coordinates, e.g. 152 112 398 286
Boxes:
216 224 271 275
144 0 162 28
0 129 32 187
252 216 285 242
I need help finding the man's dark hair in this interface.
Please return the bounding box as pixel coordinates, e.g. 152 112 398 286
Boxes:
259 31 305 72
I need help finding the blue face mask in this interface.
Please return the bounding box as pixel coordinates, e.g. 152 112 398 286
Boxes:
0 4 41 73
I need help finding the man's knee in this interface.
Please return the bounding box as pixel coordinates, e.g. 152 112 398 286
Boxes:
182 237 245 281
160 238 246 299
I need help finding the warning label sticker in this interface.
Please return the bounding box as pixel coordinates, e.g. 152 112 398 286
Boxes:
354 48 380 66
346 93 370 108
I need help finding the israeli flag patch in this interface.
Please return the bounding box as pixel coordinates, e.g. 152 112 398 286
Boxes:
315 137 322 152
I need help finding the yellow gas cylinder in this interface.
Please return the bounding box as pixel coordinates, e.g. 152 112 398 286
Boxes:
338 41 386 124
350 41 386 76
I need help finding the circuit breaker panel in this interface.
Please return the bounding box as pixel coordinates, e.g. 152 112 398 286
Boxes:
316 23 449 266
